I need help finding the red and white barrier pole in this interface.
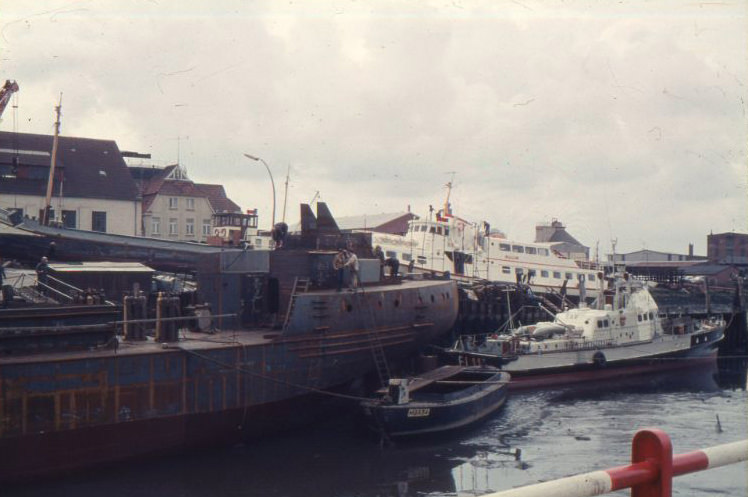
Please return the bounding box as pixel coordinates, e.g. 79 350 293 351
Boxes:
483 429 748 497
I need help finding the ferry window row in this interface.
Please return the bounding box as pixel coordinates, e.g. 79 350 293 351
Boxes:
494 242 550 256
637 312 655 322
499 267 595 282
414 225 449 236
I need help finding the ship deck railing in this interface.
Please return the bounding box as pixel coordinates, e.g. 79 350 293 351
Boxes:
458 333 653 355
477 429 747 497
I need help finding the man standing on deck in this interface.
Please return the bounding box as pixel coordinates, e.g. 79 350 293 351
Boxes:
344 249 360 290
35 256 49 294
374 245 385 279
333 248 347 292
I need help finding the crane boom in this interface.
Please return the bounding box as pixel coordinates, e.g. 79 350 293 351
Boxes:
0 80 19 119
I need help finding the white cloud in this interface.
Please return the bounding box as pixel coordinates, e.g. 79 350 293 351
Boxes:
1 0 745 255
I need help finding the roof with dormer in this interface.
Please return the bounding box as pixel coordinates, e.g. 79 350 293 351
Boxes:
133 164 241 214
0 131 139 201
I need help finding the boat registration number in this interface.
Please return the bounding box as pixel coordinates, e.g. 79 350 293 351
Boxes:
407 408 430 417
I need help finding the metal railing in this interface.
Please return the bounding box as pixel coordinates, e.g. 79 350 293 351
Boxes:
480 429 747 497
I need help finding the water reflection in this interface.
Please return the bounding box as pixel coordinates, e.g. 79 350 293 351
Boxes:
717 355 748 391
450 361 746 496
6 358 745 497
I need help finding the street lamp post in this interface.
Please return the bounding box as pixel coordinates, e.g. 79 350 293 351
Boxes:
244 153 276 229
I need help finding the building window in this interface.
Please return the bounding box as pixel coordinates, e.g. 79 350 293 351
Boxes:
168 197 178 209
186 198 195 210
512 245 525 253
152 217 161 235
62 210 76 229
169 218 178 236
91 211 107 232
526 247 537 255
553 272 561 279
202 219 212 236
541 270 549 278
185 218 195 236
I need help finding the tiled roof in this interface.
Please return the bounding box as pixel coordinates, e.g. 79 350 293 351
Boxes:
140 165 177 196
133 164 241 214
0 131 139 201
195 183 241 213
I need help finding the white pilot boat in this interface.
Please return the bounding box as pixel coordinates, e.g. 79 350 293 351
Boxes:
448 273 725 389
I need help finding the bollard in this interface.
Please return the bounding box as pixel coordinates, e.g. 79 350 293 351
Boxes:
136 293 147 339
155 291 163 342
629 428 672 497
123 295 136 340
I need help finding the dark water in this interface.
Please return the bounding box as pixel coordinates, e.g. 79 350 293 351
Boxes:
7 359 747 497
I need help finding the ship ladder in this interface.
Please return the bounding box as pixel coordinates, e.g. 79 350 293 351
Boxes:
538 294 562 313
356 290 391 389
283 277 311 329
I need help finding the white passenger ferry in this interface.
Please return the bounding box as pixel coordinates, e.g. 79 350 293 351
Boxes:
370 187 600 297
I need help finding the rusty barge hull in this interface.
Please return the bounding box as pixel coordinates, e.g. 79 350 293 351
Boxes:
0 278 459 481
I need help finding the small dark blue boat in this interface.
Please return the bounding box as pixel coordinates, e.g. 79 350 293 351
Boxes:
361 365 510 438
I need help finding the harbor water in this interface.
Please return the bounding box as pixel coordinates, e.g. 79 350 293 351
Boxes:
6 358 747 497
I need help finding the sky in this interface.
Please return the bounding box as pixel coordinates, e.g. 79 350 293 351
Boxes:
1 0 746 257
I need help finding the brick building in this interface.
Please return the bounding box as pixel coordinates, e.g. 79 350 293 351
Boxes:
707 231 748 265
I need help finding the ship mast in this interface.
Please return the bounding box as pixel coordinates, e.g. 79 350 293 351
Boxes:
443 171 456 216
281 164 290 223
43 94 62 226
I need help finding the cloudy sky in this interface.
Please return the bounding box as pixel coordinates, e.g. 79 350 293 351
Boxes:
1 0 746 257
